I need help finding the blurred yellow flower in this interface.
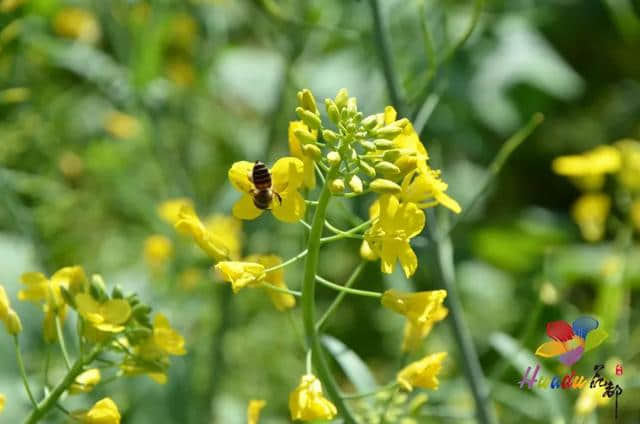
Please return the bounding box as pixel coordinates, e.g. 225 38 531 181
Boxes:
178 267 203 291
0 87 30 104
158 198 194 224
246 254 295 311
229 158 306 223
552 145 621 190
75 293 131 333
615 139 640 191
74 397 121 424
289 374 337 421
144 235 173 269
288 121 318 189
174 206 231 261
53 7 101 44
0 285 9 321
166 60 196 87
247 399 266 424
575 385 610 415
205 214 243 260
1 0 25 13
0 393 4 413
4 309 22 335
214 261 265 293
152 313 187 356
70 368 101 394
58 151 85 179
631 200 640 232
397 352 447 391
399 169 461 213
104 111 141 140
364 195 425 277
402 304 448 352
381 289 447 326
169 13 198 50
571 193 610 242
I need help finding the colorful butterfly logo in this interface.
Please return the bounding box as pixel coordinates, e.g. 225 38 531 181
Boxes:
535 317 608 366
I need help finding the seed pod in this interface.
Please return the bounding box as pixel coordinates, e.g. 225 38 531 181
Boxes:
330 178 345 194
60 286 76 308
349 175 363 193
325 100 340 125
294 128 317 145
298 89 318 114
359 161 376 177
375 125 402 139
334 88 349 109
370 178 402 194
302 144 322 158
375 161 401 175
322 129 338 143
360 141 376 151
5 309 22 335
361 115 378 129
374 139 394 150
327 151 341 165
383 150 401 162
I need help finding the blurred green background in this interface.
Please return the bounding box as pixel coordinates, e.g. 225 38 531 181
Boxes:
1 0 639 423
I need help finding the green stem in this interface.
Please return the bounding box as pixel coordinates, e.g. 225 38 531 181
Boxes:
315 275 381 298
316 262 366 331
23 344 102 424
320 219 373 243
263 249 308 273
341 382 398 400
14 336 38 410
55 316 72 370
301 163 357 423
260 282 301 297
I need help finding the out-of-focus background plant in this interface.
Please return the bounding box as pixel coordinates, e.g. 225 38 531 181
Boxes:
1 0 639 422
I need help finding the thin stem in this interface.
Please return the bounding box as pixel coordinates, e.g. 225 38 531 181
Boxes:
14 336 38 410
316 262 366 331
315 275 382 298
301 163 357 423
263 249 308 273
305 200 319 206
299 219 312 230
55 316 72 370
379 385 400 424
306 350 312 374
314 162 326 185
319 218 373 243
260 282 302 297
341 382 398 400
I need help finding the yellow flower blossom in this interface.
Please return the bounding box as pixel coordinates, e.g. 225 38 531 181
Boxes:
152 313 187 356
104 111 140 140
157 198 194 224
75 293 131 333
289 121 318 189
246 254 295 311
228 157 306 223
364 195 425 277
289 374 338 421
615 139 640 191
4 309 22 335
214 261 265 293
397 352 447 391
399 169 461 213
247 399 266 424
144 235 173 269
174 206 231 261
575 385 610 415
53 7 101 44
178 267 203 291
571 193 610 242
70 368 101 394
552 145 621 190
402 304 448 352
205 214 243 260
0 393 4 414
381 289 447 326
631 200 640 232
0 285 9 322
74 397 121 424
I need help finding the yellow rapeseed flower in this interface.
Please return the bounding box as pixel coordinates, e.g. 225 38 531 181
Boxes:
228 157 306 223
75 293 131 333
53 7 101 44
158 198 194 224
575 385 610 415
399 169 461 213
247 399 266 424
381 289 447 326
402 304 448 352
288 121 318 189
289 374 338 421
552 145 621 190
152 313 187 356
364 195 425 277
246 254 295 311
615 139 640 191
397 352 447 391
174 206 231 261
631 200 640 232
144 235 173 269
0 285 9 321
104 111 140 140
214 261 265 293
571 193 610 242
0 393 4 413
70 368 101 394
205 214 243 260
74 397 121 424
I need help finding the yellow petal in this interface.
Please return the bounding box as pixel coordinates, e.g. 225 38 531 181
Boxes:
271 157 304 193
215 261 265 293
0 285 10 321
435 192 462 214
247 399 266 424
384 106 397 125
0 393 5 413
535 341 567 357
380 240 400 274
229 161 255 193
82 397 121 424
232 194 264 221
398 242 418 277
289 374 337 421
157 198 194 224
271 190 306 223
100 299 131 325
175 206 230 260
397 352 447 391
75 293 100 317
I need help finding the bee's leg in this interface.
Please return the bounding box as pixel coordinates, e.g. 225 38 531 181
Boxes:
274 192 282 205
248 170 253 183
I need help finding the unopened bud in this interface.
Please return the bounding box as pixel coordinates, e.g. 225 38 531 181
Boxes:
327 151 341 165
325 100 340 125
349 175 363 193
294 128 317 145
375 161 401 175
361 115 377 129
359 161 376 177
354 112 363 122
112 285 124 299
394 118 409 128
346 97 357 116
132 303 152 320
330 178 345 194
5 309 22 335
374 139 394 150
370 178 401 194
302 144 322 158
334 88 349 109
89 274 108 302
296 107 321 130
60 286 76 308
360 141 376 151
322 129 338 143
383 150 401 162
298 89 318 114
375 125 402 139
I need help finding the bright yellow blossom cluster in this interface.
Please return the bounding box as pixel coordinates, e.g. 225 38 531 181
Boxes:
553 139 640 241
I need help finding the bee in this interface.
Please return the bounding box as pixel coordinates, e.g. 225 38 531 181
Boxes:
249 161 282 210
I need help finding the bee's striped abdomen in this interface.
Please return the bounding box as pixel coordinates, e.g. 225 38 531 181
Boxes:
252 161 272 189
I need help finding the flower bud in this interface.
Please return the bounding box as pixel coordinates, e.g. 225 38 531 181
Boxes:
132 303 152 320
334 88 349 109
322 129 338 143
375 161 401 175
360 141 376 151
60 286 76 308
5 309 22 335
375 125 402 139
370 178 401 194
298 89 318 114
394 118 409 128
346 97 357 116
383 150 401 162
359 161 376 177
374 139 394 150
296 107 321 130
354 111 363 123
348 175 363 193
89 274 108 302
330 179 345 194
111 285 124 299
361 115 377 129
294 128 317 145
327 151 341 165
302 144 322 159
325 100 340 125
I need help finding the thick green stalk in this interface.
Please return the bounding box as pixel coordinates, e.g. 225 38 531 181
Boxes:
301 164 357 423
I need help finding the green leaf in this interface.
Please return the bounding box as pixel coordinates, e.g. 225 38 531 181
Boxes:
584 328 608 352
321 335 378 394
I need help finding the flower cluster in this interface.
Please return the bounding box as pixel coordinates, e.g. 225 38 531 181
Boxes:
553 139 640 241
